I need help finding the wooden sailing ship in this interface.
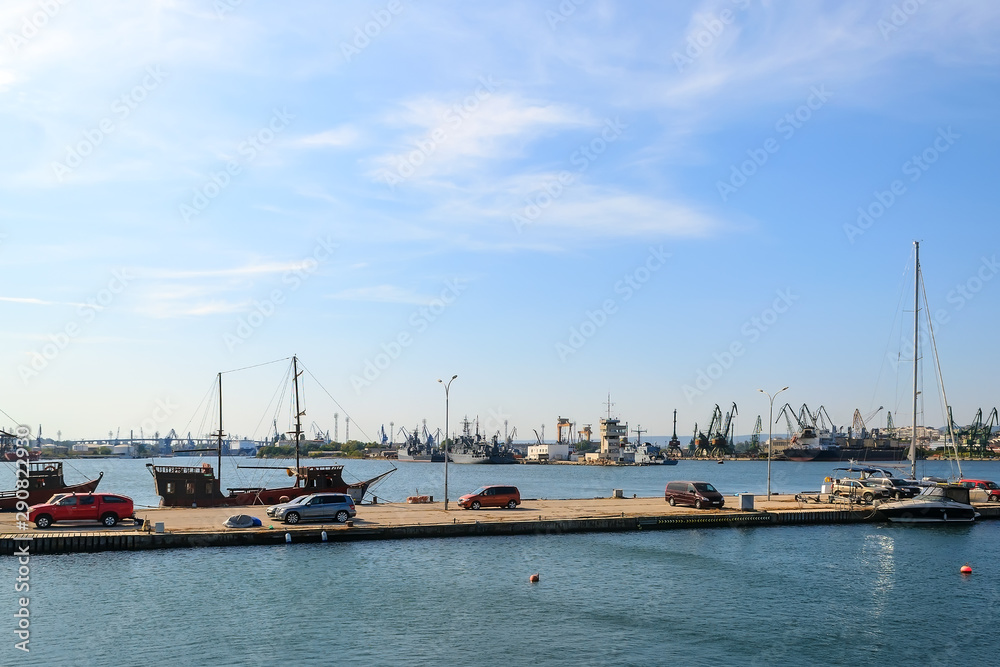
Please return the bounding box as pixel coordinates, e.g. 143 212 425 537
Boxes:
146 356 393 507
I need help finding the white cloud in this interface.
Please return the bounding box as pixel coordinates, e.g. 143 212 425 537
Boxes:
292 126 360 148
368 93 592 184
324 285 431 305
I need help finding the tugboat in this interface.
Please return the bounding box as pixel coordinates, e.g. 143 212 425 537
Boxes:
146 356 394 507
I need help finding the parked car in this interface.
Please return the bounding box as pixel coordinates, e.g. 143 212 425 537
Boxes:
863 477 922 500
269 493 356 524
664 481 725 509
29 493 137 529
831 479 889 503
457 485 520 510
959 479 1000 502
265 495 310 518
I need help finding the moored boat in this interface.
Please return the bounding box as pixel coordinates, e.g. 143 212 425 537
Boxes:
450 418 516 464
874 241 976 523
0 462 104 510
146 355 394 507
877 485 979 523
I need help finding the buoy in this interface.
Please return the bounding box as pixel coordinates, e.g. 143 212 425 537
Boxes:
961 564 972 574
321 531 328 542
285 533 292 544
529 573 540 583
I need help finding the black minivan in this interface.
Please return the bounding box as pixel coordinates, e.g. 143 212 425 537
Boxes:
664 481 725 509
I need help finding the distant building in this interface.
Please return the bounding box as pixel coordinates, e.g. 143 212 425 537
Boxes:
527 443 570 461
599 418 627 462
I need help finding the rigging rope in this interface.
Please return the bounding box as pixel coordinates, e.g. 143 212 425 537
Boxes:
299 361 373 443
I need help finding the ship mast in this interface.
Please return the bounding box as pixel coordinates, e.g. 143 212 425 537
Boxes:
910 241 919 480
292 355 304 484
209 372 224 485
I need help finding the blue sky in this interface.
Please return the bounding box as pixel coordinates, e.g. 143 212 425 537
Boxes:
1 1 998 443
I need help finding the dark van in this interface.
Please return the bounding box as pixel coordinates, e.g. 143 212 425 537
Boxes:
664 481 725 509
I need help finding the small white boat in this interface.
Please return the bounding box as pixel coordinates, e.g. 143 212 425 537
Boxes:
877 485 979 523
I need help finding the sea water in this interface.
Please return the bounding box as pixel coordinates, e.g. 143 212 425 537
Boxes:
7 521 999 666
3 458 999 666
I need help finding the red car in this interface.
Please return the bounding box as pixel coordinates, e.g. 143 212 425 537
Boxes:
959 479 1000 502
29 492 138 529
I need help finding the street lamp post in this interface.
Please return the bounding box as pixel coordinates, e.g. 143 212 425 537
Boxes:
438 375 457 510
758 386 788 500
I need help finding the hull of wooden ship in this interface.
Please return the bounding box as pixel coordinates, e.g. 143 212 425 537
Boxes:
0 462 104 510
146 462 393 507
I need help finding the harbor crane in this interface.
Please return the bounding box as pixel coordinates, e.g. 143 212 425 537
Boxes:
776 403 805 437
749 415 763 456
667 409 683 458
850 407 883 439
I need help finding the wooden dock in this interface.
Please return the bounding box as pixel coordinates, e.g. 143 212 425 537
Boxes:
3 495 998 555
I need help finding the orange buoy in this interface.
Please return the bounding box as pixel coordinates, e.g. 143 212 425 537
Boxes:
961 564 972 574
529 573 539 583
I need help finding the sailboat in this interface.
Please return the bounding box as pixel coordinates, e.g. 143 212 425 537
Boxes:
146 356 394 507
0 428 104 510
877 242 979 523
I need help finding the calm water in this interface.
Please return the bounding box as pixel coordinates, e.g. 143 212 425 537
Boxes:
3 459 999 666
4 455 998 507
6 522 999 666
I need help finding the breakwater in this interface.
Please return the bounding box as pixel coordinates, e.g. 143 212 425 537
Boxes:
5 497 998 555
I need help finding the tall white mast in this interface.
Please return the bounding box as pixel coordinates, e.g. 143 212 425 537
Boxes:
910 241 919 480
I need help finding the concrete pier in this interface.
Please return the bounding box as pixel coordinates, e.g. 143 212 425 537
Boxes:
3 495 998 555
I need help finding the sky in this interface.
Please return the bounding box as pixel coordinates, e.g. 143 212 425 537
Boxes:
1 0 998 444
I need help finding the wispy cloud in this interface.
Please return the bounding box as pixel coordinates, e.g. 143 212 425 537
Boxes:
367 93 593 184
324 285 433 305
142 261 314 280
292 126 360 148
0 296 86 308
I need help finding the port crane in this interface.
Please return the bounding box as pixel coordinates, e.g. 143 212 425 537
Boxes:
666 409 683 458
776 403 805 437
850 407 883 439
749 415 762 456
711 402 738 457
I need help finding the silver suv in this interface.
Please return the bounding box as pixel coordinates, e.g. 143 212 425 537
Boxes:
268 493 357 524
831 479 890 503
